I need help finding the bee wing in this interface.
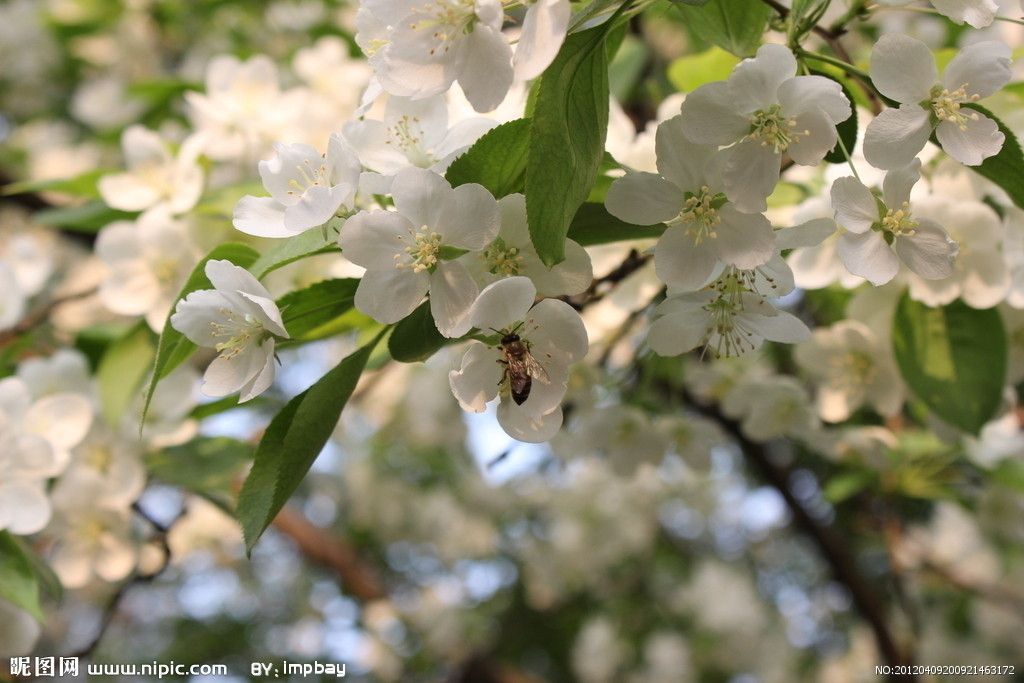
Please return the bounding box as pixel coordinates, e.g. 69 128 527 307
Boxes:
524 354 550 384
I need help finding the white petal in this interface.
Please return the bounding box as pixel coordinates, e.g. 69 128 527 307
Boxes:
339 210 413 269
513 0 570 80
894 219 958 280
524 298 588 364
344 119 409 174
354 268 430 324
932 0 998 28
655 226 718 292
775 218 837 249
713 204 775 270
647 312 706 356
171 290 235 347
258 142 323 205
605 173 682 225
529 239 593 297
436 183 500 250
882 159 922 209
728 44 797 113
960 249 1009 309
202 340 271 398
838 231 900 285
935 115 1004 167
449 343 501 412
98 173 161 212
238 339 277 402
283 185 342 232
787 108 838 166
233 196 291 238
205 259 274 301
429 260 479 337
746 310 811 344
944 40 1012 98
863 105 933 170
655 116 716 191
778 75 851 123
678 81 751 146
497 402 563 443
0 483 51 535
870 33 936 104
469 276 537 332
456 25 514 113
831 177 879 233
391 167 451 229
723 140 780 214
26 393 93 454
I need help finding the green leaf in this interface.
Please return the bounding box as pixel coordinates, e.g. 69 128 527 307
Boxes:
445 119 531 198
145 437 254 511
608 35 649 101
388 301 448 362
667 46 739 92
823 469 874 503
0 531 44 621
891 293 1007 434
248 225 340 279
961 104 1024 211
812 70 858 165
236 330 386 551
33 202 135 233
2 169 106 199
96 323 156 426
567 203 665 246
142 243 260 425
277 278 361 341
526 19 619 266
674 0 772 57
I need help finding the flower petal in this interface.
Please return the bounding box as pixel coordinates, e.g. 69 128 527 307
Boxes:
723 139 780 214
497 402 563 443
728 44 797 113
436 182 500 250
513 0 570 80
870 33 936 104
354 267 429 324
449 343 501 412
894 219 958 280
678 81 751 146
469 276 537 332
935 115 1004 167
456 25 514 113
429 260 479 337
863 105 933 171
713 204 775 270
838 231 900 285
831 177 879 234
340 209 414 269
605 172 682 225
233 196 291 238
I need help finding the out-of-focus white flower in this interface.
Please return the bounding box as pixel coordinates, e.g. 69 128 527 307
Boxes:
98 126 203 214
186 55 307 161
0 377 93 534
787 197 865 290
449 277 588 442
0 263 25 330
0 599 40 658
865 35 1011 169
905 196 1007 308
1000 208 1024 308
965 409 1024 467
876 0 998 29
96 209 199 331
831 159 958 285
466 193 592 297
571 616 626 683
233 134 362 238
606 116 775 292
678 44 851 212
721 375 819 441
357 0 514 112
795 321 904 422
17 349 93 399
562 405 669 474
63 422 146 509
170 260 289 402
47 473 138 588
340 168 499 336
344 95 495 180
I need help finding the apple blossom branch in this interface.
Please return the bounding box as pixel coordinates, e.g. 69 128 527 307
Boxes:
0 288 97 348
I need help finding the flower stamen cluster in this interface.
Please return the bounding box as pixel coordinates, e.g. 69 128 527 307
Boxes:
928 84 981 130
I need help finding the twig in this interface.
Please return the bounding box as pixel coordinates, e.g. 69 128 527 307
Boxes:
679 389 914 675
0 288 97 347
271 507 387 602
566 249 651 311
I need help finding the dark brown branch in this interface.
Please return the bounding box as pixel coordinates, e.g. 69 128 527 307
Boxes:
681 391 914 676
272 507 387 602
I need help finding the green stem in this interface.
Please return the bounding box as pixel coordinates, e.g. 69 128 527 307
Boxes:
798 49 871 82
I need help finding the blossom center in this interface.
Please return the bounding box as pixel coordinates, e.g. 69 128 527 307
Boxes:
673 186 723 244
287 156 331 195
397 225 443 273
407 0 477 55
929 84 980 130
829 350 877 390
702 281 756 358
747 104 804 154
483 238 524 276
209 309 264 358
387 115 437 167
881 202 918 237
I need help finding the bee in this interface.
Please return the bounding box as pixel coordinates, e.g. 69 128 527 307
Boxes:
498 326 550 405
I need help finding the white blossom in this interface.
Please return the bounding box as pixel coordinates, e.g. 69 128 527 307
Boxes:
678 44 852 212
606 116 776 291
339 167 499 336
876 0 999 29
170 260 289 402
864 34 1012 169
449 277 588 442
96 209 199 331
233 133 362 238
795 320 904 422
831 159 958 285
98 126 204 215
